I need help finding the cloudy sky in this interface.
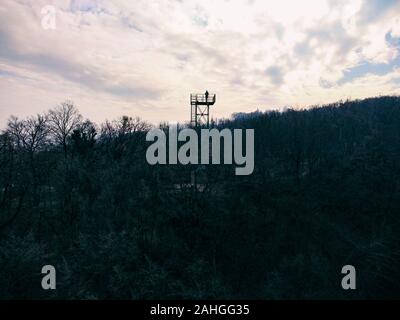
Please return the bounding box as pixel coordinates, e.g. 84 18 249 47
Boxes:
1 0 400 127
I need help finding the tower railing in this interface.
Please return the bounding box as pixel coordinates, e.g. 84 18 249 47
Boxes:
191 94 216 105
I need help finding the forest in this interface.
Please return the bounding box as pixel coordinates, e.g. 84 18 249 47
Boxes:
0 96 399 299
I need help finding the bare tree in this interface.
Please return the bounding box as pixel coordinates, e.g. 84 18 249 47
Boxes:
100 116 152 159
6 116 25 149
3 114 50 216
24 114 49 154
101 115 152 139
48 101 82 157
5 114 48 153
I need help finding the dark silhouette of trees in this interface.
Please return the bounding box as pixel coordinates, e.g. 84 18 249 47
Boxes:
48 101 82 158
0 96 400 299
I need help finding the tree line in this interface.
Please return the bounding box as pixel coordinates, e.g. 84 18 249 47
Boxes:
1 96 400 299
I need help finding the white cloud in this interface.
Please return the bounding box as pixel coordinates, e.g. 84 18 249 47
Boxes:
0 0 400 128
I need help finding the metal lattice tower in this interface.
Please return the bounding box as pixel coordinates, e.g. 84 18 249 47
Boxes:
190 92 216 127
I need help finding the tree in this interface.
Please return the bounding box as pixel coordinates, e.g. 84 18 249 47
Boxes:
70 120 97 156
100 116 152 159
48 101 82 157
101 116 151 138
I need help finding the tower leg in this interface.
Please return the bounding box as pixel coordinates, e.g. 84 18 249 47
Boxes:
207 104 210 128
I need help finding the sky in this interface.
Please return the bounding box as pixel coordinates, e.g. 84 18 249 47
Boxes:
1 0 400 127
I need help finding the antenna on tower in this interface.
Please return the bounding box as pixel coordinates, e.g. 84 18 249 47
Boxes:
190 91 216 127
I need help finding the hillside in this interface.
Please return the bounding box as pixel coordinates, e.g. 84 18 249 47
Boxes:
1 96 400 299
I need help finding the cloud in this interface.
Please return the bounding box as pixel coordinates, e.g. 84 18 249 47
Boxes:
0 2 164 99
338 60 399 85
265 66 284 86
0 0 400 128
386 30 400 48
358 0 397 23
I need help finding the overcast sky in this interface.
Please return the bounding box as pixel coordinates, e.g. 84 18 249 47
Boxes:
1 0 400 127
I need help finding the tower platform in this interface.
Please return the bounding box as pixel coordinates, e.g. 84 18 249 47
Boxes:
190 93 216 127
